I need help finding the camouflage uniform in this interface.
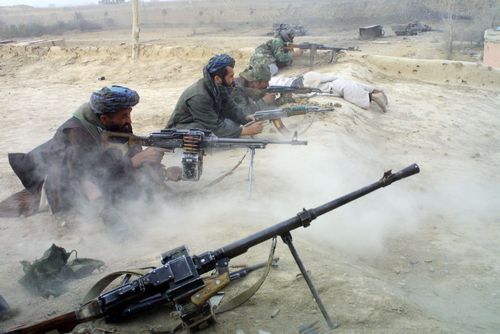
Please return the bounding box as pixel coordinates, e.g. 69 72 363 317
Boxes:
249 37 293 73
231 64 273 116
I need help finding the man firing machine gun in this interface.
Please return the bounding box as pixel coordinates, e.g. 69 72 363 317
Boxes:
102 128 307 197
5 164 420 334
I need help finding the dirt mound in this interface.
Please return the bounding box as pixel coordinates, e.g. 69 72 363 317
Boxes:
2 44 499 91
358 54 500 89
0 44 253 88
0 44 252 63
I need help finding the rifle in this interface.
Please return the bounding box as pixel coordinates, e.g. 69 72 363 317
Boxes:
5 164 420 333
286 42 360 65
254 105 334 122
236 86 321 106
251 105 335 136
265 86 322 105
266 86 322 95
102 128 307 197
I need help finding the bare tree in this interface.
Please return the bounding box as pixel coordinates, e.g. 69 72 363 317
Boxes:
132 0 140 60
161 9 167 26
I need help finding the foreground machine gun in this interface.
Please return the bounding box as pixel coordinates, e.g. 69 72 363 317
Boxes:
103 128 307 196
251 105 335 135
5 164 420 334
286 42 359 65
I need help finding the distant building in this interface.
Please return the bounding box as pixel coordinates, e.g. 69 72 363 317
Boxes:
484 29 500 68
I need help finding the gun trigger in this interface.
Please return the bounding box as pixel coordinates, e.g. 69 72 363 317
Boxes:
191 272 230 306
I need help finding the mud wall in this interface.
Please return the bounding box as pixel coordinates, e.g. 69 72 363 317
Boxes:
0 0 495 30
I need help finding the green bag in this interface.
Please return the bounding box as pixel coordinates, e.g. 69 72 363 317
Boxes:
19 244 104 298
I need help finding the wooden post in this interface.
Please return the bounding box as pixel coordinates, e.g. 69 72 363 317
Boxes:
132 0 140 60
445 0 456 60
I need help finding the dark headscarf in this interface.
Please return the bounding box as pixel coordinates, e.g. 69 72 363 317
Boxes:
89 85 139 114
279 28 295 43
206 54 235 75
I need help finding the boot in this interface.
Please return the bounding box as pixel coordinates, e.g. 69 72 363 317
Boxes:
371 92 387 113
370 101 384 113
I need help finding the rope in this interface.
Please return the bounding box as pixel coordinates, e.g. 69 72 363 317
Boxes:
215 237 277 314
203 151 248 188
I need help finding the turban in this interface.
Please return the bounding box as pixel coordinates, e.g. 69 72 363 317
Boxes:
89 85 139 114
206 54 235 75
278 28 295 43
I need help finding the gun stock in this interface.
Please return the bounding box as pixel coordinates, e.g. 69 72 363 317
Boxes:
101 131 149 146
5 311 81 334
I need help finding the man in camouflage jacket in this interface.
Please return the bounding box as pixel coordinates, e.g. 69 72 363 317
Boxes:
249 28 303 75
231 64 277 116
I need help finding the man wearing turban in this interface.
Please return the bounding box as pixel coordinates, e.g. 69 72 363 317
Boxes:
0 86 178 218
166 54 265 138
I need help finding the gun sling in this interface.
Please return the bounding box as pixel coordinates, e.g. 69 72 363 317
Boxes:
78 239 277 330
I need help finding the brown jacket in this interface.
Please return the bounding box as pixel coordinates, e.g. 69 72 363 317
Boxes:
2 103 145 216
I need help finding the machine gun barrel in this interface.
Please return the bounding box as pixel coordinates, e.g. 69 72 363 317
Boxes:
202 136 307 149
213 164 419 260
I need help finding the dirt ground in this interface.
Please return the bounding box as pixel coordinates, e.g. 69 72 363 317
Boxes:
0 9 499 334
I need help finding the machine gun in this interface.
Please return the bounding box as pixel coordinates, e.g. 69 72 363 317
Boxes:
102 128 307 197
4 164 420 334
251 105 335 136
286 42 359 65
